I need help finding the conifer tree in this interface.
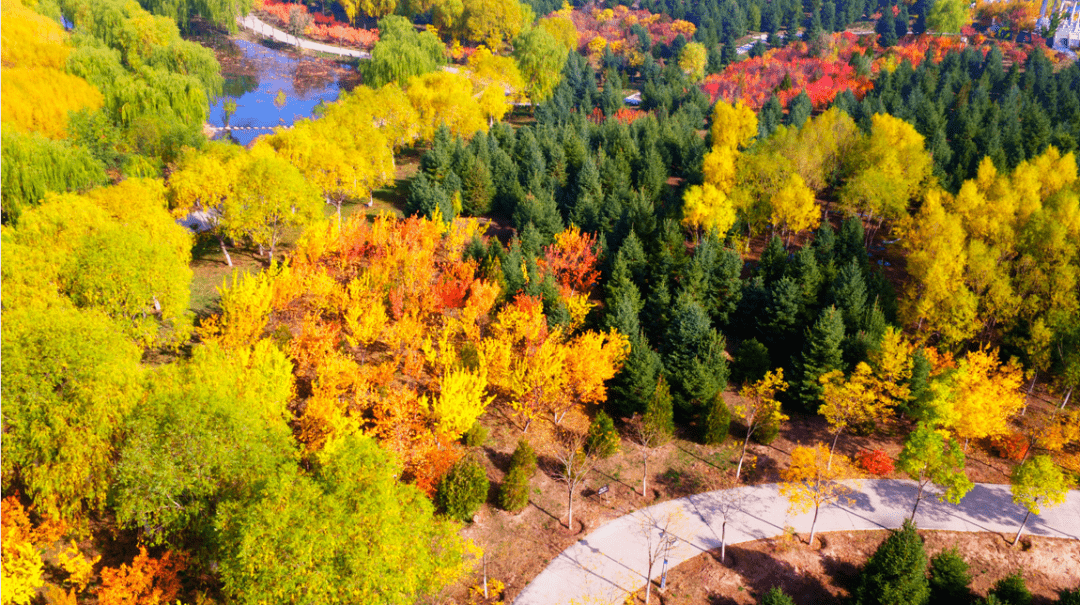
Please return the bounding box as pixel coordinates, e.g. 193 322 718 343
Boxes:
663 290 729 419
795 306 846 411
854 519 930 605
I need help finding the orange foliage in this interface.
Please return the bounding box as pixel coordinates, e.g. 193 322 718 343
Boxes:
95 547 187 605
538 225 600 297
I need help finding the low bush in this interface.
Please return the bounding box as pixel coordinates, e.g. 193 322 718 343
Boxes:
586 410 620 458
990 571 1032 605
702 392 731 445
928 547 971 605
856 449 895 476
990 433 1030 462
436 456 489 522
463 421 489 447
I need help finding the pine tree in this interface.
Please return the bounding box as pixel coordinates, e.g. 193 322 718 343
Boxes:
928 547 972 605
702 392 732 444
795 306 846 411
758 235 789 284
608 333 664 418
759 96 784 139
786 91 813 129
663 290 729 419
854 519 930 605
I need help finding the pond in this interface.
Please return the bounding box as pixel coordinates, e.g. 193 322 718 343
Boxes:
207 38 361 146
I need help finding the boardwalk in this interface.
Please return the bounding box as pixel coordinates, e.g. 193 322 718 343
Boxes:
236 14 371 59
514 479 1080 605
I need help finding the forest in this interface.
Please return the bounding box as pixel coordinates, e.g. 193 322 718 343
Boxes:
2 0 1079 601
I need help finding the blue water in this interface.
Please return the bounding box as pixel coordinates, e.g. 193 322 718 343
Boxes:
208 39 357 146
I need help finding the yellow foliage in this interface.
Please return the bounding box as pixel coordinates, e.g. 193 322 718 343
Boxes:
770 172 820 236
1 498 45 605
56 541 100 593
710 101 758 151
426 367 495 438
819 363 892 439
870 326 913 405
929 348 1025 442
780 443 859 514
407 70 489 142
682 183 737 235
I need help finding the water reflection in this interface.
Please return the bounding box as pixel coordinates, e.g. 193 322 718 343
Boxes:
208 38 358 146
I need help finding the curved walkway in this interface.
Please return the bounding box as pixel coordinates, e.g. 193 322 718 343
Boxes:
236 14 371 59
514 480 1080 605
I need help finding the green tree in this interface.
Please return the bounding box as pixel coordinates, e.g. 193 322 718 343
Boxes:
663 290 729 419
761 586 796 605
897 424 974 519
990 572 1032 605
137 0 254 31
702 392 731 445
1010 455 1071 545
363 16 446 87
854 519 930 605
928 547 972 605
0 130 107 225
0 302 143 525
113 341 295 545
513 26 568 106
927 0 969 32
216 435 470 604
437 456 490 522
794 306 846 411
586 410 621 458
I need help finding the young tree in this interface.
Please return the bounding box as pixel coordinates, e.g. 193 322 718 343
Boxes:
896 424 974 519
794 306 846 411
929 348 1025 448
637 506 681 604
853 519 930 605
553 429 596 530
626 377 675 496
819 362 891 467
779 443 859 546
928 547 972 605
1010 455 1071 545
733 369 789 480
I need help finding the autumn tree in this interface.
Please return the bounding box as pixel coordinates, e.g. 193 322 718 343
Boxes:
407 71 490 142
733 370 789 480
167 142 243 265
897 424 974 519
228 145 322 263
637 506 681 604
819 363 892 466
466 47 524 126
363 16 446 87
769 172 820 245
95 547 187 605
459 0 530 49
678 42 707 82
780 443 860 546
927 349 1025 448
683 101 758 236
1010 455 1071 545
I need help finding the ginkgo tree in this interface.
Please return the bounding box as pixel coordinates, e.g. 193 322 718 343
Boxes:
733 369 789 480
927 348 1025 449
819 362 892 467
780 443 860 546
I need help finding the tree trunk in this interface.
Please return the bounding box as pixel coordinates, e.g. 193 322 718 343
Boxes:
1013 509 1032 545
910 481 925 520
809 504 820 546
567 488 574 529
1061 387 1074 410
645 557 653 604
736 428 753 480
721 521 727 563
828 430 842 470
218 234 233 267
642 451 649 496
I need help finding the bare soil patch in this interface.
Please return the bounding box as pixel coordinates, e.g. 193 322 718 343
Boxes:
653 529 1080 604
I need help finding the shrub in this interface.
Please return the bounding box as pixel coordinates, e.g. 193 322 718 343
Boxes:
753 414 780 445
732 338 771 384
928 547 971 605
761 586 796 605
990 433 1030 462
462 421 489 447
498 465 530 512
702 392 731 445
857 449 895 476
1058 588 1080 605
586 410 620 458
509 439 537 475
854 519 930 605
990 572 1032 605
436 456 489 522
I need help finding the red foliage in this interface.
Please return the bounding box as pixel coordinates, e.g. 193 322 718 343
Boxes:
990 433 1030 461
563 6 691 56
610 108 647 124
256 0 379 48
539 227 600 295
856 449 895 476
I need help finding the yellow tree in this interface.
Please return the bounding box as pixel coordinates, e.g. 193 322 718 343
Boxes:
928 348 1025 447
733 369 789 480
780 444 860 546
677 42 707 82
466 47 524 126
460 0 530 49
684 101 758 236
819 363 892 467
902 189 979 346
869 326 914 409
406 71 489 142
557 330 629 424
769 172 820 246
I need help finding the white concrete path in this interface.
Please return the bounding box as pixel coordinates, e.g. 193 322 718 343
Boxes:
236 14 371 59
514 480 1080 605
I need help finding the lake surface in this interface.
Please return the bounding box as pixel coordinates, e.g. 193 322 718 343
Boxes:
208 38 359 146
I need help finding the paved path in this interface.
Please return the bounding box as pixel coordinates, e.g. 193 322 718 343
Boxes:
514 480 1080 605
236 14 371 59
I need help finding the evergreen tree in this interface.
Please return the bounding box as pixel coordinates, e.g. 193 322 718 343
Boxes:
854 519 931 605
644 374 676 436
830 258 870 334
702 392 732 444
758 235 789 284
586 411 621 458
761 586 797 605
787 245 825 318
786 91 813 129
877 8 899 47
436 456 490 523
794 306 846 411
609 333 664 418
663 290 730 419
759 96 784 139
732 338 772 385
928 547 972 605
990 573 1032 605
